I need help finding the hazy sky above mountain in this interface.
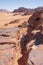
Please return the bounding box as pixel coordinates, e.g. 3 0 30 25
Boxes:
0 0 43 11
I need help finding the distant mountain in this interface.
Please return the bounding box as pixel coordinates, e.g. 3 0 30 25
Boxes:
13 7 30 12
0 9 8 12
13 7 36 13
13 6 43 14
13 7 34 15
35 7 43 11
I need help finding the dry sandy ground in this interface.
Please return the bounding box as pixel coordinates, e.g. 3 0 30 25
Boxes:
0 12 31 28
0 12 31 65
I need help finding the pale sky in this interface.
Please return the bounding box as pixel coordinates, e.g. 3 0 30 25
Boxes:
0 0 43 11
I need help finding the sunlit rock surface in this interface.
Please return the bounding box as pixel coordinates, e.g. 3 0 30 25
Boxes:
0 10 43 65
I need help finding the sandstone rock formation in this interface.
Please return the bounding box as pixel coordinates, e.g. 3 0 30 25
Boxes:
17 10 43 65
27 10 43 65
28 10 43 40
0 9 43 65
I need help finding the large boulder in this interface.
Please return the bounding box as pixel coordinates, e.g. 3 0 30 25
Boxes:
28 10 43 29
27 10 43 65
27 45 43 65
27 10 43 40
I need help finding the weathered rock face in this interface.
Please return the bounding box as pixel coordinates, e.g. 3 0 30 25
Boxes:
27 10 43 65
28 10 43 40
0 42 17 65
17 10 43 65
0 46 16 65
27 45 43 65
28 11 43 28
0 10 43 65
0 27 21 65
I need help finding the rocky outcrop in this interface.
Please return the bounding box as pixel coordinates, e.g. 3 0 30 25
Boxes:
0 27 21 65
13 7 33 15
35 6 43 11
28 10 43 40
13 7 43 15
0 8 43 65
27 45 43 65
26 10 43 65
13 7 31 13
18 10 43 65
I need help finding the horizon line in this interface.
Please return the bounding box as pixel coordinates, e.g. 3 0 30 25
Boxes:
0 6 43 11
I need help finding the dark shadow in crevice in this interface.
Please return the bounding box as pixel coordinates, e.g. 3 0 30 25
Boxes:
18 33 30 65
34 32 43 45
20 34 29 54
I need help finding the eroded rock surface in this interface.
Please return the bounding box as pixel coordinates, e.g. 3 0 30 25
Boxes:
27 10 43 65
0 10 43 65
